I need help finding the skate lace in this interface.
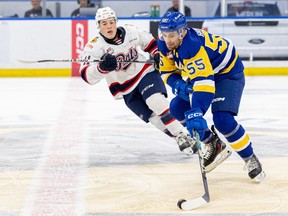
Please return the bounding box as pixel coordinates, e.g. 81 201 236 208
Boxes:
204 142 215 159
176 132 188 147
243 156 257 171
176 132 196 151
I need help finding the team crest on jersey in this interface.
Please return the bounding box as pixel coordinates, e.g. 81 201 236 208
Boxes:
115 46 138 71
90 37 98 43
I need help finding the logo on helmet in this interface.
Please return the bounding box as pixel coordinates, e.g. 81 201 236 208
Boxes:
159 12 186 33
95 7 117 27
162 18 169 23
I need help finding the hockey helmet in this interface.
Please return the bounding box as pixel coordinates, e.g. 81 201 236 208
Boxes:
95 7 117 27
159 12 186 33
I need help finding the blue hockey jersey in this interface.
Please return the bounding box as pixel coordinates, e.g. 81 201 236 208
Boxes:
158 27 244 113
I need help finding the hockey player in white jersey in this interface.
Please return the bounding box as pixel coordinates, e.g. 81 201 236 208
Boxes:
79 7 197 155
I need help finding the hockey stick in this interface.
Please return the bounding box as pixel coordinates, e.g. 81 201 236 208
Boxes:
17 59 154 64
177 130 210 210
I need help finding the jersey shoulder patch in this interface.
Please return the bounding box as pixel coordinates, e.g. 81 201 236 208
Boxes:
85 36 101 50
193 28 205 37
90 36 98 43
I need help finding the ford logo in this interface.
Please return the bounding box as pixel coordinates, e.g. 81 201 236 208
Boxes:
248 38 265 44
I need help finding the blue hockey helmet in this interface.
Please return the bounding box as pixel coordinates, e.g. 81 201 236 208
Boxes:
159 12 186 33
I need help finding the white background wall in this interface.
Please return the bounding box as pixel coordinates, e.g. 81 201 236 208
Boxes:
1 18 288 74
0 19 150 70
0 19 72 69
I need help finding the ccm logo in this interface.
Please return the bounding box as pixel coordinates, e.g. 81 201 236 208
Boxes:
75 23 85 57
187 112 202 119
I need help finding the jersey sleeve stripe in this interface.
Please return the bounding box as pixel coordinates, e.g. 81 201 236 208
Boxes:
193 79 215 87
193 85 215 93
143 38 157 53
220 51 239 74
193 79 215 93
80 65 90 84
214 39 234 73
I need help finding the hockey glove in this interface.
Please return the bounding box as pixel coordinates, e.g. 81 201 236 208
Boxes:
153 52 160 70
171 79 193 102
185 107 208 140
98 53 117 73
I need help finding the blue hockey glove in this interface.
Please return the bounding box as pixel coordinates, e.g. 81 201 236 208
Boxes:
171 79 193 102
98 53 117 73
185 107 208 140
153 52 160 70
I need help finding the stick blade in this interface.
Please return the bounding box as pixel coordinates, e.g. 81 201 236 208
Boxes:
18 59 38 63
17 59 55 63
178 196 209 210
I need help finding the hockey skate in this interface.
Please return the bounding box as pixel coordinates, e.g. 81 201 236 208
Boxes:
175 131 198 156
244 154 266 183
202 129 232 173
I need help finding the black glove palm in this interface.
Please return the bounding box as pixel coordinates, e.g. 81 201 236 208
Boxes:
153 52 160 70
99 53 117 72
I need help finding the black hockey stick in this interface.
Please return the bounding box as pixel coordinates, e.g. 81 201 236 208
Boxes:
17 59 154 64
177 130 210 210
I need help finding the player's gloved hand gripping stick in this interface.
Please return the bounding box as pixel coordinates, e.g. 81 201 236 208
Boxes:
98 53 118 72
185 107 207 141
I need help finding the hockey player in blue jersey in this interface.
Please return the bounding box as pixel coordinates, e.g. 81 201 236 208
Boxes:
157 11 265 182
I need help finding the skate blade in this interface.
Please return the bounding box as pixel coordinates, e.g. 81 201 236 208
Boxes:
203 149 232 173
253 170 266 183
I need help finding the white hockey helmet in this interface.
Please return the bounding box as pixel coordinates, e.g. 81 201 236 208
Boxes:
95 7 117 27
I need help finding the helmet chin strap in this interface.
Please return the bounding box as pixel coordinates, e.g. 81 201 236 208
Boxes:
176 28 186 48
178 27 186 40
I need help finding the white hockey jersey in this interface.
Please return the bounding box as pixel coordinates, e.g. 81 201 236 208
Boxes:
79 24 158 99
